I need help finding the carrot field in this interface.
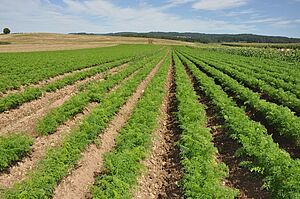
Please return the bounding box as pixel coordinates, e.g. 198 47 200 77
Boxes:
0 43 300 199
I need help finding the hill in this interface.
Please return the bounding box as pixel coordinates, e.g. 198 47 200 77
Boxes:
98 32 300 43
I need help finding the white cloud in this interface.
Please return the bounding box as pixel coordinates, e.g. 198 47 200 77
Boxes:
66 0 254 33
0 0 254 34
167 0 195 6
0 0 101 33
222 9 255 17
192 0 248 10
245 17 300 28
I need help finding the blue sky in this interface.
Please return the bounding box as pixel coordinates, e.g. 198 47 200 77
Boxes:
0 0 300 37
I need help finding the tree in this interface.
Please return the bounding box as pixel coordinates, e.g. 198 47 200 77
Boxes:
3 28 11 34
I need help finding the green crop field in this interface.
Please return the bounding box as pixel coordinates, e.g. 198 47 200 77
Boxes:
0 42 300 199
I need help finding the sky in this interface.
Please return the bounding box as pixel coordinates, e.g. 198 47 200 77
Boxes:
0 0 300 37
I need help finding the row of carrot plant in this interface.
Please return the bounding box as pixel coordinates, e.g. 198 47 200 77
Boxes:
0 58 129 113
186 47 300 85
201 58 300 114
178 52 300 198
0 134 33 171
1 51 166 199
178 51 300 145
173 53 238 198
36 52 163 135
199 55 300 98
179 49 300 115
0 45 162 92
91 55 170 198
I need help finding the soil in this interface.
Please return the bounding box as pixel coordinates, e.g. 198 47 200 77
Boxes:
134 62 183 199
52 59 165 199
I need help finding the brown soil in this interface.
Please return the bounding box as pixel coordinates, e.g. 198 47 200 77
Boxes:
0 33 193 52
183 60 270 199
52 59 165 199
0 102 97 188
0 63 127 136
134 63 183 199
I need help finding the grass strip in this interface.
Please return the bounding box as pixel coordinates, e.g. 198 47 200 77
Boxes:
1 51 166 199
91 54 170 199
173 53 238 198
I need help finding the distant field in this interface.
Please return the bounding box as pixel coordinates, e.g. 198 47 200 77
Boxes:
0 33 192 52
222 42 300 49
0 42 300 198
0 41 11 45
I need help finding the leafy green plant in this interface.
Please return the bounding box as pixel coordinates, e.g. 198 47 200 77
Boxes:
173 53 238 198
0 44 162 93
179 52 300 198
179 51 300 144
91 53 170 199
2 50 167 199
36 53 160 135
0 134 33 170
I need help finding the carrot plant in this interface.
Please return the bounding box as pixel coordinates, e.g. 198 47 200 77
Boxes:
173 53 238 198
0 58 128 113
0 44 162 92
91 54 170 199
179 52 300 145
180 53 300 198
0 134 33 171
36 51 163 135
2 51 167 199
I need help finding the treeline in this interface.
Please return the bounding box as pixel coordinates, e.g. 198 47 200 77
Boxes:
70 32 300 44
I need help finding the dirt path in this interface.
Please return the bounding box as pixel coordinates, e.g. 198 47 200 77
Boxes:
52 59 165 199
0 60 122 97
134 63 183 199
0 63 128 136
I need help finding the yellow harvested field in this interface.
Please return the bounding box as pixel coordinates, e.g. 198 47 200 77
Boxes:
0 33 193 52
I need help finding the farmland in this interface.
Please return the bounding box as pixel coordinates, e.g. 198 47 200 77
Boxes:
0 39 300 199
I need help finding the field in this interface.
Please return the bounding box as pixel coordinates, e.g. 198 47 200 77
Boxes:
0 36 300 199
0 33 192 52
